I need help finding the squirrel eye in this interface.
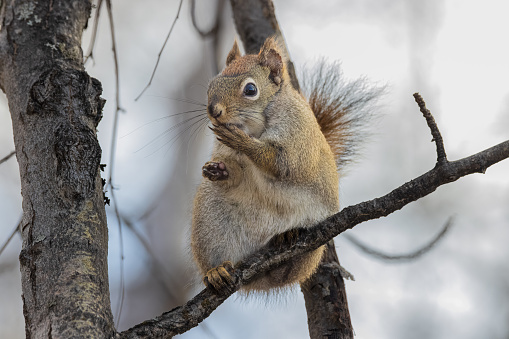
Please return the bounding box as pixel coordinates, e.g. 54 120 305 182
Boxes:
243 83 258 97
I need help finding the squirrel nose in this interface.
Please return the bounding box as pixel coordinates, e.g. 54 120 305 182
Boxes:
208 103 224 119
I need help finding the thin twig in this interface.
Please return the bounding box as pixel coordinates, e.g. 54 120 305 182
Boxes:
414 92 447 163
344 217 453 262
135 0 184 101
0 150 15 165
190 0 225 74
106 0 123 115
121 215 180 301
110 187 125 326
104 0 125 326
84 0 104 65
190 0 222 38
0 220 20 258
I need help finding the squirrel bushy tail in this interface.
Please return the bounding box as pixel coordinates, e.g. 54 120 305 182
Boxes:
303 61 383 171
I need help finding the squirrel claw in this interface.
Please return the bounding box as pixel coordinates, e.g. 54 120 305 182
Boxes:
204 261 236 295
210 123 249 150
203 161 229 181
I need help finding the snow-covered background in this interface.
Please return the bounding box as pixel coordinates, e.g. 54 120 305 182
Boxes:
1 1 508 338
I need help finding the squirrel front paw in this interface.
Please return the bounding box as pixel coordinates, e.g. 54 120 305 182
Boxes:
204 261 236 295
202 161 229 181
210 124 251 152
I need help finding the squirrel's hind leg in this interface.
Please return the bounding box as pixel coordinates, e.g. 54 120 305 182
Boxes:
204 261 236 295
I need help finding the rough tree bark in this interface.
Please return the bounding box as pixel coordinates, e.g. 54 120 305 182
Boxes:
230 1 354 337
0 0 115 337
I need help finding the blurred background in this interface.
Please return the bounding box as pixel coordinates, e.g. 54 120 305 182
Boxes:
1 0 509 338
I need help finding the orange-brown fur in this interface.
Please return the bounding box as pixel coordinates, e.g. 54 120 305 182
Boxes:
191 38 339 293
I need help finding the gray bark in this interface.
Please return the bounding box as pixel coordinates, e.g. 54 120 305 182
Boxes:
301 241 354 339
0 0 115 337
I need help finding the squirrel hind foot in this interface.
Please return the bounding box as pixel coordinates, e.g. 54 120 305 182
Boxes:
202 161 229 181
204 261 236 295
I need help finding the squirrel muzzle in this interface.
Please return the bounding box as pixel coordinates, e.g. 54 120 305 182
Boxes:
207 94 226 121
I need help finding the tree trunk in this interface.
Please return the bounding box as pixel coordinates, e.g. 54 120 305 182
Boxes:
0 0 115 337
301 241 354 339
229 1 353 338
230 0 300 91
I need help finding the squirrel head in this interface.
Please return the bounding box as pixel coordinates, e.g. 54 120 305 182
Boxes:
207 37 287 138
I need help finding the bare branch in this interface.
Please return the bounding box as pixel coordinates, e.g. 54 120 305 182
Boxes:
0 219 20 258
135 0 184 101
414 92 447 163
118 110 509 337
190 0 223 38
100 0 126 325
121 215 181 302
0 150 15 165
344 217 453 262
84 0 104 64
110 187 125 326
190 0 226 74
106 0 123 115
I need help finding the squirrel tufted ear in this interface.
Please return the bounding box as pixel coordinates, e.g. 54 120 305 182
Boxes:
226 40 241 66
258 37 284 85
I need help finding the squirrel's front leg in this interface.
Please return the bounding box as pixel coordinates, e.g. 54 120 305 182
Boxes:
202 161 229 181
211 124 282 177
202 157 243 187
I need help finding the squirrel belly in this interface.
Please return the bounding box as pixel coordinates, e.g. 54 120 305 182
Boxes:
191 127 338 291
191 135 338 291
191 36 340 292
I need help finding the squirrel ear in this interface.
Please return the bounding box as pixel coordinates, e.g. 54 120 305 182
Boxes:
226 40 241 66
258 37 284 85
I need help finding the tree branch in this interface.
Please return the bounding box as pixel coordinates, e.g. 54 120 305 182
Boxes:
135 0 184 101
84 0 103 64
414 92 447 163
0 150 15 165
344 217 453 262
190 0 223 38
190 0 226 75
118 94 509 337
0 219 20 258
